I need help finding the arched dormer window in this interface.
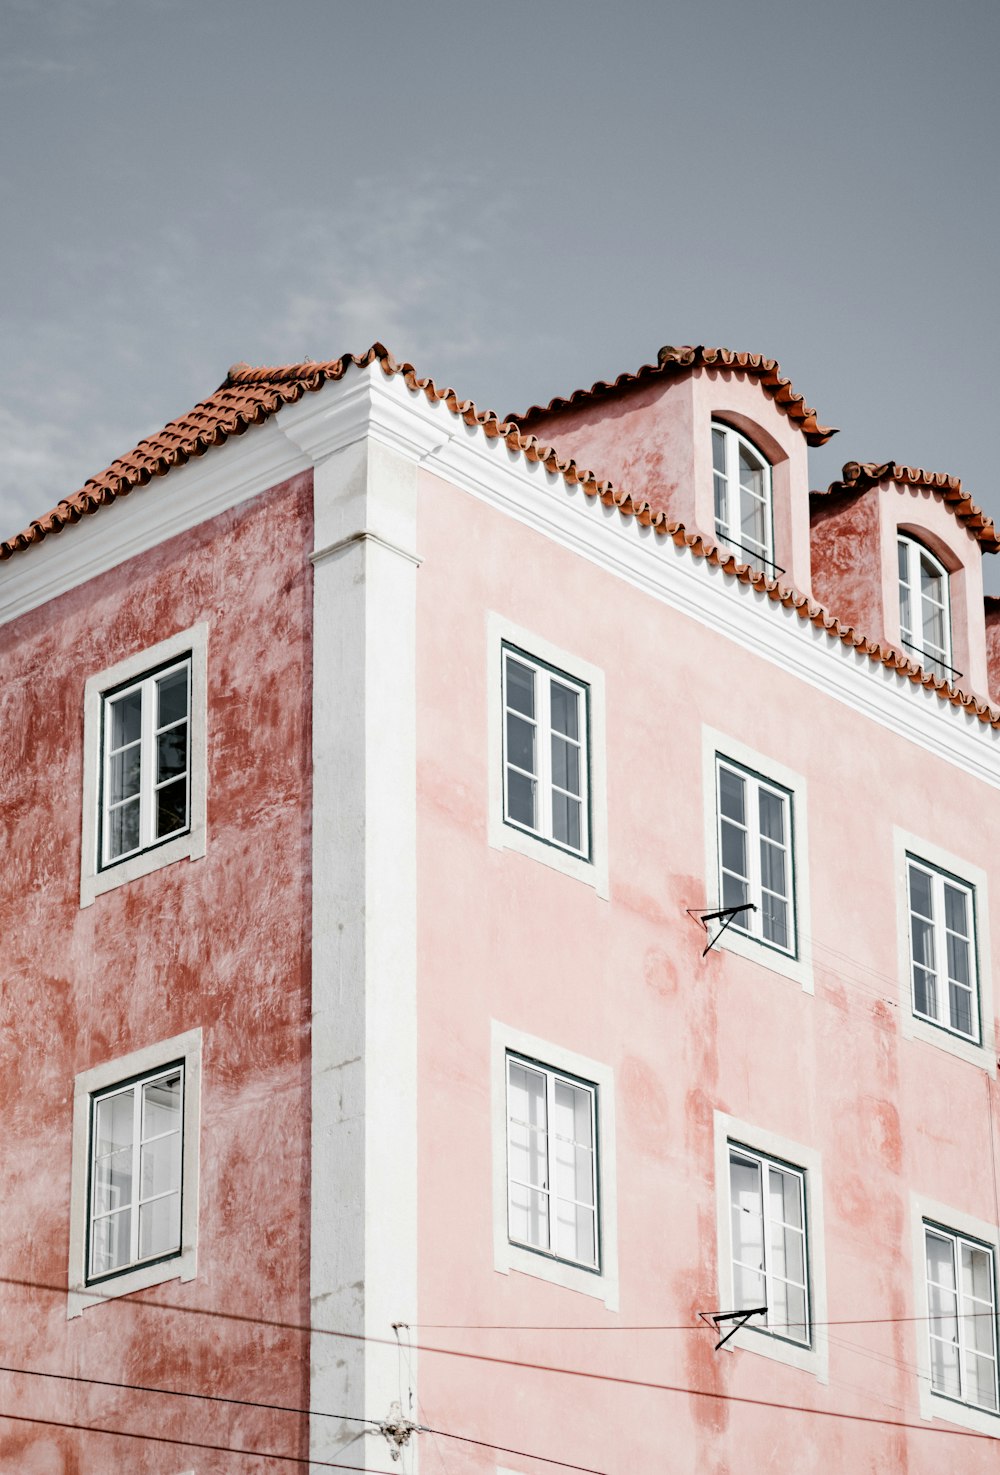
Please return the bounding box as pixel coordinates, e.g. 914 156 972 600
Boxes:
711 422 774 571
897 535 955 681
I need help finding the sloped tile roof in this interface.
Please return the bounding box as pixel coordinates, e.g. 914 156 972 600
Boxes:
813 461 1000 552
512 344 838 447
3 344 998 727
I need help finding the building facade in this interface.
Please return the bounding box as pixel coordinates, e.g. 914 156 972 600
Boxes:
3 343 1000 1473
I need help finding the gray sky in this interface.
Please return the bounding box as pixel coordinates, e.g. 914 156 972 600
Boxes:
3 0 999 584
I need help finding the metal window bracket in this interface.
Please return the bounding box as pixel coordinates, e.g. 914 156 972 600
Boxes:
699 1306 768 1351
687 903 758 956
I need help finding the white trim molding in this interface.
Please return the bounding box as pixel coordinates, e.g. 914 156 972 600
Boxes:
491 1020 619 1311
486 612 609 900
910 1190 1000 1437
309 437 420 1470
80 624 208 907
714 1110 829 1382
701 725 814 992
893 828 995 1074
67 1028 202 1319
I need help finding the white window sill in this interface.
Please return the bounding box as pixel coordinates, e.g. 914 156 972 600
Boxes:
81 827 206 908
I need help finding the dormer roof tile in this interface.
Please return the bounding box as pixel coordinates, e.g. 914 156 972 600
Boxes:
814 461 1000 552
511 344 838 447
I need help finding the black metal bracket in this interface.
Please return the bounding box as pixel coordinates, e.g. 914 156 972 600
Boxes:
687 903 758 955
698 1306 767 1351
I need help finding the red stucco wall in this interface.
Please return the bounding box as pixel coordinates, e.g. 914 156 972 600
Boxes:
0 471 314 1471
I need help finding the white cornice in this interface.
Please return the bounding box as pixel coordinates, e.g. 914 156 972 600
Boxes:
4 362 999 788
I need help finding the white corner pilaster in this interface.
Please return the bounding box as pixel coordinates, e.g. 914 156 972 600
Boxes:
304 402 420 1470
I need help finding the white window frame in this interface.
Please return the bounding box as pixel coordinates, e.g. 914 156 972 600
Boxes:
711 421 775 570
911 1191 1000 1436
502 646 590 861
505 1053 599 1273
99 657 192 870
487 614 609 899
80 624 208 907
701 727 813 992
87 1062 185 1284
714 1111 829 1382
727 1143 810 1347
715 756 796 958
897 535 954 681
907 857 980 1044
491 1021 618 1309
68 1028 202 1318
893 828 995 1074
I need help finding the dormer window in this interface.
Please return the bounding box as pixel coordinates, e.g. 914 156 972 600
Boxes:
897 536 953 681
711 423 774 571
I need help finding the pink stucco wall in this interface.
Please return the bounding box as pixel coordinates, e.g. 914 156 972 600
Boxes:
414 466 1000 1474
0 472 314 1472
523 368 814 595
810 481 990 701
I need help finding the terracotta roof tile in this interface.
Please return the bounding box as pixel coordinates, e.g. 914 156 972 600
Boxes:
4 345 997 728
511 344 838 447
814 461 1000 553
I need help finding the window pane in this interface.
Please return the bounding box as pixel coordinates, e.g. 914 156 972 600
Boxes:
550 681 579 741
551 735 580 796
758 789 785 846
949 982 974 1038
505 658 534 718
110 745 142 804
721 819 748 880
712 427 727 475
554 1200 596 1266
506 770 535 828
91 1208 132 1275
109 798 141 858
552 792 581 851
946 931 971 989
143 1073 182 1138
506 712 535 775
110 690 142 748
509 1181 548 1250
718 766 745 823
95 1091 134 1154
93 1145 133 1218
944 883 970 940
898 540 909 580
730 1152 763 1292
722 869 750 914
761 893 788 949
156 778 188 839
139 1192 181 1259
760 838 787 899
963 1243 994 1305
141 1134 181 1199
157 668 188 728
909 865 934 920
157 725 188 784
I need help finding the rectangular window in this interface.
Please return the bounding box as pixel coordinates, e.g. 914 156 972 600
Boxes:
729 1144 809 1346
907 858 980 1043
101 658 191 869
502 646 589 859
925 1223 998 1413
506 1053 598 1271
88 1064 184 1283
716 757 795 955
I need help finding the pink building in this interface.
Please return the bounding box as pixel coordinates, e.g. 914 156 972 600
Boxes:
3 342 1000 1473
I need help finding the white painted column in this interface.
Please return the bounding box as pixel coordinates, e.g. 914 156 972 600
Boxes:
291 402 420 1472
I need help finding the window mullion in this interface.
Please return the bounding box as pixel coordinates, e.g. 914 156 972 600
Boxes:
747 780 763 940
538 669 553 842
544 1069 556 1253
130 1086 142 1264
140 676 155 848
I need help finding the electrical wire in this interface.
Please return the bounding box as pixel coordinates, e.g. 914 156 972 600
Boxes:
0 1361 608 1475
0 1408 391 1472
